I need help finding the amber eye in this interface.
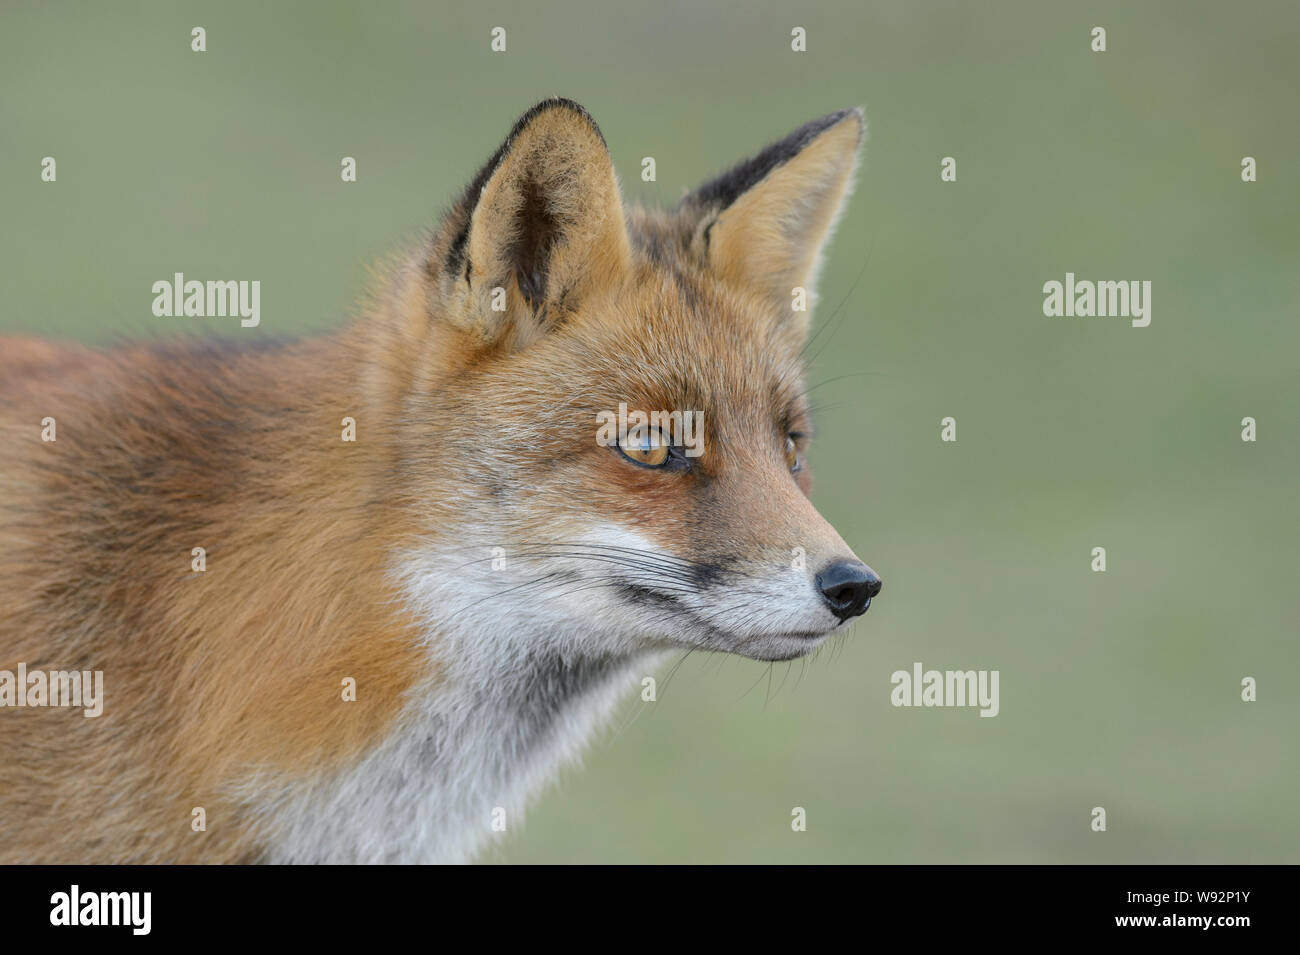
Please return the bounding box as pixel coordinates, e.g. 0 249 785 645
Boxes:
784 435 802 472
619 426 671 468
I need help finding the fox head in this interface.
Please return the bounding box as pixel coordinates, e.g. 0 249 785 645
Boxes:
383 98 880 663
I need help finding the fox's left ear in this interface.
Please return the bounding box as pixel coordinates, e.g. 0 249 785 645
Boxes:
682 108 863 318
433 98 632 347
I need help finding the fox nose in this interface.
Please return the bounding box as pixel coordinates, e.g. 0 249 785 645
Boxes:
815 560 881 621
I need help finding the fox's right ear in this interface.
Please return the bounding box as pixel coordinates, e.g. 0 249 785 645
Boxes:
681 108 863 325
429 99 632 349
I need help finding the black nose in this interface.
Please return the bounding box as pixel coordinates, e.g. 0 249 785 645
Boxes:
815 560 881 621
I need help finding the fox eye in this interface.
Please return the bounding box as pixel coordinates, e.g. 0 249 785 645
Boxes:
618 426 671 468
784 435 803 473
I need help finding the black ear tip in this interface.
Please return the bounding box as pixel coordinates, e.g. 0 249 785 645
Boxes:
528 96 592 117
819 106 866 140
510 97 607 148
847 105 867 138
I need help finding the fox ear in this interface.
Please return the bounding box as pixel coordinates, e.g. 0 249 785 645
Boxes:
436 99 632 344
683 108 863 317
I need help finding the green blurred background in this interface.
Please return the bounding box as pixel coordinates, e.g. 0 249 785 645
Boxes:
3 1 1297 863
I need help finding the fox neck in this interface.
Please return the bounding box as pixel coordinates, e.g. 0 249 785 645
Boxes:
259 574 657 864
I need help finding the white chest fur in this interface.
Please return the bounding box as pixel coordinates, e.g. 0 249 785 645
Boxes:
256 633 653 864
252 534 677 863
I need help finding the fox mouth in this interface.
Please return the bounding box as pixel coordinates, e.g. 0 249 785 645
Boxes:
613 580 841 660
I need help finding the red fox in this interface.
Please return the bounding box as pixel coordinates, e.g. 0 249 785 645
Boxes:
0 99 880 863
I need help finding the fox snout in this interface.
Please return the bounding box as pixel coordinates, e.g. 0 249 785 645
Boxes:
816 559 882 621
